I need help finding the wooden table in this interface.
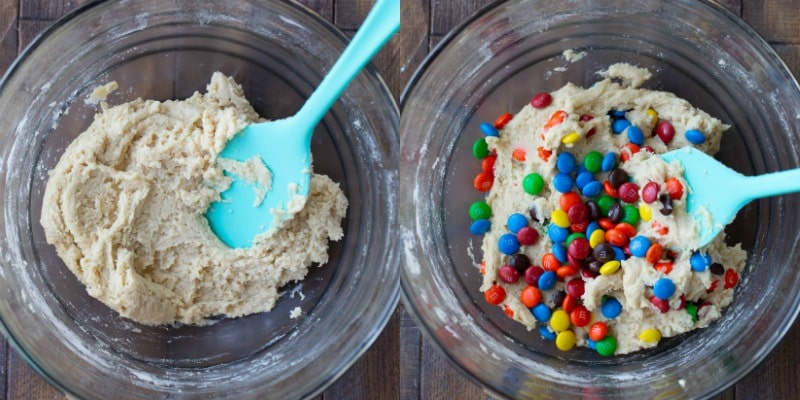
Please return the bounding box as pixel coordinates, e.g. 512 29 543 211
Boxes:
1 0 799 399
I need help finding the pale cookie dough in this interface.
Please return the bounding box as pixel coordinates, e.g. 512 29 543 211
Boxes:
562 49 587 63
41 73 348 326
86 80 119 105
478 63 746 355
216 156 273 207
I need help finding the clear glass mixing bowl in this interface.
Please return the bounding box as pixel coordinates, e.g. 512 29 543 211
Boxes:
400 0 800 398
0 0 399 398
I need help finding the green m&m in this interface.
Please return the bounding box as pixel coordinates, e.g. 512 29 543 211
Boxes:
469 201 492 220
523 173 544 195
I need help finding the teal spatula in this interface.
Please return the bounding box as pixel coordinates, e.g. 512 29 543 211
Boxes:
661 147 800 248
205 0 400 248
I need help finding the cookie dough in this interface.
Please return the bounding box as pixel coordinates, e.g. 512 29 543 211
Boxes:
216 156 273 207
477 63 746 354
41 73 348 326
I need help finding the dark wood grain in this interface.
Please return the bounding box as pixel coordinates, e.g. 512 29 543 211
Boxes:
18 0 89 20
734 322 800 399
399 306 422 399
324 312 401 399
1 1 800 399
299 0 334 22
398 0 430 95
334 0 371 29
0 0 17 73
429 0 493 36
0 342 6 400
744 0 800 43
372 32 404 99
334 0 404 98
421 337 487 400
429 0 494 48
7 350 62 399
774 44 800 78
395 3 429 399
715 0 742 15
17 19 50 51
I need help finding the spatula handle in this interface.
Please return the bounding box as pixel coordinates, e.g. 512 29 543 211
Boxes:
744 167 800 200
297 0 400 130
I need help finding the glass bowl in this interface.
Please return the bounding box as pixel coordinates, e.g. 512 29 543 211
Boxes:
400 0 800 398
0 0 399 398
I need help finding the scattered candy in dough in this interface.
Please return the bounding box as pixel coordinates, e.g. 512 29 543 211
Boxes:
472 63 746 355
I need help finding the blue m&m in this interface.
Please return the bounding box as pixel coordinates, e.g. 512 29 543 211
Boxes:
533 303 552 322
507 213 529 233
690 251 712 271
553 173 574 193
576 171 595 190
553 243 568 263
498 233 520 255
601 297 622 318
609 109 628 118
601 152 617 172
685 129 706 144
548 224 569 243
470 219 491 235
627 126 644 146
612 119 631 134
538 271 558 291
653 278 676 300
629 235 650 257
539 325 557 340
557 152 577 174
480 122 499 137
582 180 603 197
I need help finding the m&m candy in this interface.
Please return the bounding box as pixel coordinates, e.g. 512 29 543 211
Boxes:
498 233 520 255
507 213 529 233
523 173 545 195
538 271 558 291
533 303 552 322
480 122 499 137
473 138 490 159
627 126 644 146
690 251 712 271
466 100 743 357
469 201 491 220
539 325 557 340
557 152 577 174
601 297 622 318
612 119 631 134
596 336 617 356
685 129 706 144
629 236 650 257
470 219 491 235
553 173 574 193
653 278 676 300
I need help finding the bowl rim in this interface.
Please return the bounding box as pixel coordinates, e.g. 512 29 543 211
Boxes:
399 0 800 398
0 0 400 398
